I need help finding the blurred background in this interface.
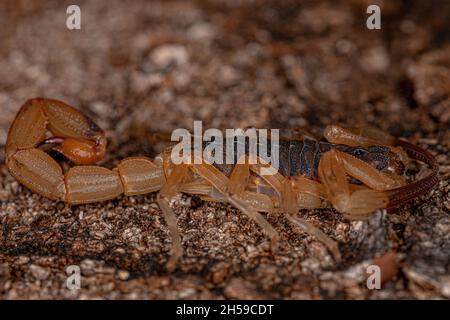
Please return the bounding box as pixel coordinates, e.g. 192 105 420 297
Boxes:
0 0 449 299
1 0 449 148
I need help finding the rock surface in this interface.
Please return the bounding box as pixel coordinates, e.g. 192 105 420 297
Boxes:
0 0 449 299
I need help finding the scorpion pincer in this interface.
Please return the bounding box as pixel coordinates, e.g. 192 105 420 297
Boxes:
5 98 439 270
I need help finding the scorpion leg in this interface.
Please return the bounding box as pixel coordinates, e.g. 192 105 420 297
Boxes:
157 197 182 272
198 190 275 213
227 155 250 196
291 177 327 209
249 160 340 260
249 160 326 211
249 161 284 196
158 163 189 272
180 179 275 214
249 161 327 210
286 215 341 261
223 155 274 212
226 156 276 222
121 156 202 272
283 177 340 261
319 149 394 215
291 176 327 199
179 179 213 196
248 161 297 213
191 160 280 250
296 193 325 209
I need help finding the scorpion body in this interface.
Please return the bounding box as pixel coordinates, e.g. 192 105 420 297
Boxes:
5 98 439 270
211 138 404 179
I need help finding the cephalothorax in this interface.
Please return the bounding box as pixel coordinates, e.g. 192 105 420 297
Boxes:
5 98 439 270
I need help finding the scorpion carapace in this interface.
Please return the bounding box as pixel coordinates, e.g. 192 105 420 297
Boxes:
5 98 439 270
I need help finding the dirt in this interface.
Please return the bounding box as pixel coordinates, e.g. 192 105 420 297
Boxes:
0 0 449 299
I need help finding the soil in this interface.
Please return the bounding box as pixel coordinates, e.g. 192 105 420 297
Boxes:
0 0 449 299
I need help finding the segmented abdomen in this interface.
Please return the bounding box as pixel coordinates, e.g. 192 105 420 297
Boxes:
205 138 334 179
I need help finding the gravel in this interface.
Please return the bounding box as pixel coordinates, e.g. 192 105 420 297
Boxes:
0 0 449 299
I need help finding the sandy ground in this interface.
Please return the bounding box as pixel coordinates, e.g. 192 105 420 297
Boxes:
0 0 449 299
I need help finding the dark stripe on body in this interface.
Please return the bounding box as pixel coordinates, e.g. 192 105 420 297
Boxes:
205 138 323 178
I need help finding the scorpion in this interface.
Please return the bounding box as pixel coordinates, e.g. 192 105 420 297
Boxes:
5 98 439 271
